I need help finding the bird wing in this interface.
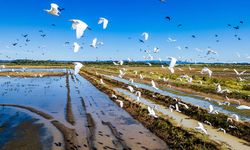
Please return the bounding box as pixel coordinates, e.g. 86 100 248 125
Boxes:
234 69 239 75
169 57 177 68
76 21 88 39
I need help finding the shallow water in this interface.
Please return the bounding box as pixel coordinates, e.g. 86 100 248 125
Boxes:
0 107 52 149
106 75 250 121
0 68 66 72
0 68 168 149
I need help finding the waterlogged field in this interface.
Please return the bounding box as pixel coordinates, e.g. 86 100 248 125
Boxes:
0 65 249 150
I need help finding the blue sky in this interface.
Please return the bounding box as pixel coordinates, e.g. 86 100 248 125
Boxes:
0 0 249 62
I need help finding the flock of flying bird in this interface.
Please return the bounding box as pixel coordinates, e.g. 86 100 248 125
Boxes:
1 0 250 137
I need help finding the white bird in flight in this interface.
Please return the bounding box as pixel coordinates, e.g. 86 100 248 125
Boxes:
90 38 98 48
234 69 246 76
98 17 109 29
168 37 177 42
73 42 81 53
141 32 149 41
201 67 212 77
151 80 159 90
148 106 158 118
44 3 60 16
69 19 89 39
168 57 177 73
195 122 208 135
236 105 250 110
116 100 124 108
208 105 214 113
74 62 83 75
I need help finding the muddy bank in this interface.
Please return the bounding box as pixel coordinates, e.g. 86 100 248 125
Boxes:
83 70 250 144
65 71 75 125
51 120 84 150
80 71 222 149
0 71 66 77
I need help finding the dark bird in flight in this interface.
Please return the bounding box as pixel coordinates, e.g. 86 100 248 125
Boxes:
51 24 56 27
177 24 182 27
238 37 241 40
139 39 144 43
233 26 239 30
216 40 219 43
39 30 43 33
26 39 30 42
165 16 171 21
240 21 243 24
58 7 65 12
191 35 196 38
12 43 18 46
185 46 189 49
41 34 46 37
159 0 166 3
215 34 218 37
227 24 231 27
22 34 28 38
234 34 238 37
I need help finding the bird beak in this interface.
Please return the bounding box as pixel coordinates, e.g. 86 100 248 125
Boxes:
87 27 92 30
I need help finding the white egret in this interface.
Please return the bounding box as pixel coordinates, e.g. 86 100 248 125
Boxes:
201 67 212 77
148 106 158 118
69 19 89 39
236 105 250 110
98 17 109 29
74 62 83 75
151 80 158 90
195 122 208 135
44 3 60 16
73 42 81 53
90 38 98 48
116 100 124 108
141 32 149 41
168 57 177 73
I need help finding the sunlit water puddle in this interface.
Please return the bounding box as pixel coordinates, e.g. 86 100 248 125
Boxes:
106 75 250 122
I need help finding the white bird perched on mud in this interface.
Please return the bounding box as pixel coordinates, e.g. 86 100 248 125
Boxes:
69 19 89 39
168 57 177 73
74 62 83 75
151 80 159 90
90 38 98 48
201 67 212 77
141 32 149 41
195 122 208 135
146 62 152 66
218 128 226 134
169 105 175 112
234 69 246 76
127 86 134 93
116 100 124 108
148 106 158 118
98 17 109 29
73 42 81 53
236 105 250 110
44 3 60 16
